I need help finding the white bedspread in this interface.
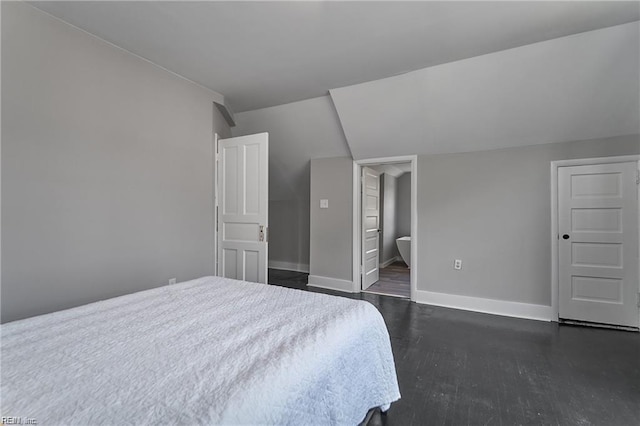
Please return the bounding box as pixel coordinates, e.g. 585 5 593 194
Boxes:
1 276 400 425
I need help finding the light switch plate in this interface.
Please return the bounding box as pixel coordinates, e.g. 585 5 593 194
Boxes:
320 199 329 209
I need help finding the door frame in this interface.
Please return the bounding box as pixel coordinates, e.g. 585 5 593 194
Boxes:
353 155 418 301
550 155 640 323
213 132 219 276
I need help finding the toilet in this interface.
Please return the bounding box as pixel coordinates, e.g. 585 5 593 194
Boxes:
396 236 411 268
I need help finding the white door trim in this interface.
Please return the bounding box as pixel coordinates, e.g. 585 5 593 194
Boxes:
353 155 418 301
213 132 219 276
550 155 640 323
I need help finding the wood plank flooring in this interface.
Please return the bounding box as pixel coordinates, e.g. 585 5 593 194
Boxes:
365 261 410 298
268 269 640 426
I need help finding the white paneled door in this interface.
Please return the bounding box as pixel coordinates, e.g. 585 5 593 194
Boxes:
217 133 268 283
361 167 381 290
558 162 639 327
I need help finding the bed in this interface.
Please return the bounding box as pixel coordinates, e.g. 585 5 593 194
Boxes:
1 276 400 425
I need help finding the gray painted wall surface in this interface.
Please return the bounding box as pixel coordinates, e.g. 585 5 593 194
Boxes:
232 96 351 270
309 157 353 281
396 173 411 238
417 134 639 306
380 174 399 264
2 2 230 322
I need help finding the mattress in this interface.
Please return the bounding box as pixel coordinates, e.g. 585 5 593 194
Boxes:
1 276 400 425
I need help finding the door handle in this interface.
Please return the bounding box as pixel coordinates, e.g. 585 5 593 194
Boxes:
259 226 268 242
562 234 570 240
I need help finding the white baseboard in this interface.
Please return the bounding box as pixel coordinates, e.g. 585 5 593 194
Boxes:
268 260 309 273
415 290 553 322
379 256 400 269
307 275 355 293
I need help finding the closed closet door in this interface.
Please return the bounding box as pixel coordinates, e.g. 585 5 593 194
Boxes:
558 162 639 328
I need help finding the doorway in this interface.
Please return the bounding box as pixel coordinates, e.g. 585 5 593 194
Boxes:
353 156 418 301
551 156 640 329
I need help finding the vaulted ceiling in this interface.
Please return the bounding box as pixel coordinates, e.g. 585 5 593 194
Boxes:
330 21 640 159
31 1 640 113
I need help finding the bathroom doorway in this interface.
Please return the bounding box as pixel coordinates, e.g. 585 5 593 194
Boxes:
353 156 417 300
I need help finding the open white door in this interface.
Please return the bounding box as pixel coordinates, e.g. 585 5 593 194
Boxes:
361 167 381 290
217 133 268 283
558 162 639 328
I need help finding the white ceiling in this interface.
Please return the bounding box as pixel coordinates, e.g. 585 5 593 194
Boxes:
30 1 640 113
331 21 639 160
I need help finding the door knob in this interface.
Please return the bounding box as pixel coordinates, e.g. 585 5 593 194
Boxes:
562 234 570 240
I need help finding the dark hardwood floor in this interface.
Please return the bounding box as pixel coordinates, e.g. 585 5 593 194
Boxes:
365 261 410 298
268 268 640 426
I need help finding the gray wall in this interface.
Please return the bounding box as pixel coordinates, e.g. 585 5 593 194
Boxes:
306 135 638 305
380 174 399 264
396 173 411 238
309 157 353 281
232 96 351 271
2 2 230 322
417 134 639 306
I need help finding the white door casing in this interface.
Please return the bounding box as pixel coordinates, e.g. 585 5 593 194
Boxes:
217 133 268 283
558 162 639 327
361 167 381 290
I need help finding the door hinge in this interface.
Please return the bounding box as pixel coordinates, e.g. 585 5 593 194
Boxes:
636 169 639 185
214 134 219 162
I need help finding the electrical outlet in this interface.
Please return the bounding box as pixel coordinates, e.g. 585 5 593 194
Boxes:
169 278 177 285
453 259 462 270
320 199 329 209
